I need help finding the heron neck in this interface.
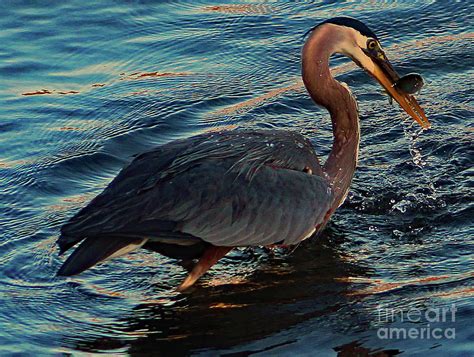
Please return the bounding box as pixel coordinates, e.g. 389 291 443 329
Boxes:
302 26 360 208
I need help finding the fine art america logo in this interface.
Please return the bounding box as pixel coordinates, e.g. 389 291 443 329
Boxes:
376 304 457 340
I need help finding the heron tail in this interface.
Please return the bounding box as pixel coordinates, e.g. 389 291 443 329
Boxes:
57 236 147 276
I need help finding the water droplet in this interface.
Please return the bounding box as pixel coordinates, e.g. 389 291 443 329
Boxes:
392 229 404 238
392 199 410 213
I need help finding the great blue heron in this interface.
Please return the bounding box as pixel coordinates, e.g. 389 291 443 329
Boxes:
57 17 429 291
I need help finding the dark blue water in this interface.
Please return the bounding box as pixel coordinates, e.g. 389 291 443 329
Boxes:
1 1 473 355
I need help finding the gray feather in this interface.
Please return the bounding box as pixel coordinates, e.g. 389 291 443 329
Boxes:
57 129 332 253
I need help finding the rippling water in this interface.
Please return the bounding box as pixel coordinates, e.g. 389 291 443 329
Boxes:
1 1 473 355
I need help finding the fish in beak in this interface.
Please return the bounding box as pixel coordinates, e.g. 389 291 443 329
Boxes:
363 44 430 129
394 73 424 94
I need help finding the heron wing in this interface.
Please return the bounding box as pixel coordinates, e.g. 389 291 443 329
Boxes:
58 130 331 250
153 160 332 246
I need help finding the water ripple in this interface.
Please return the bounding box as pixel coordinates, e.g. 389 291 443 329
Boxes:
0 1 472 355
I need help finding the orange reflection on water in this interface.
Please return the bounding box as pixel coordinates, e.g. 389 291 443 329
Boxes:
22 89 53 96
213 82 302 118
21 71 190 97
204 275 249 288
120 71 191 81
46 193 95 213
22 89 79 96
56 90 79 95
209 302 249 309
203 4 273 15
393 32 474 52
203 124 238 133
207 62 356 119
432 286 474 300
88 284 125 298
339 271 474 297
0 158 28 168
56 126 81 131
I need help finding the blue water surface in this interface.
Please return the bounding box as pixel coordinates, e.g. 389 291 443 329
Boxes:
0 1 473 355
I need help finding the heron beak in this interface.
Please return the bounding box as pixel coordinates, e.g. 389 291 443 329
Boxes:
369 56 430 129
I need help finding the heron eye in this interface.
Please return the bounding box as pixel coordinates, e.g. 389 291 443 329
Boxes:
367 39 377 50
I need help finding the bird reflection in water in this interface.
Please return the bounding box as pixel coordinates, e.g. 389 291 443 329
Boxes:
61 230 381 354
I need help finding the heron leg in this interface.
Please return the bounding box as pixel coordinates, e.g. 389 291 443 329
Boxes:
178 259 196 272
177 246 232 292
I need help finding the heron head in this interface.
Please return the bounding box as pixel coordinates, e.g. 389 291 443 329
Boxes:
312 17 430 128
